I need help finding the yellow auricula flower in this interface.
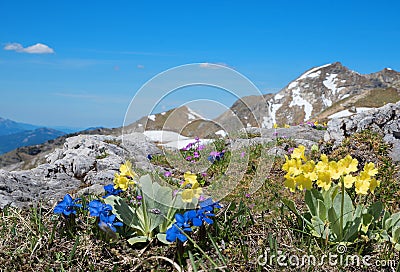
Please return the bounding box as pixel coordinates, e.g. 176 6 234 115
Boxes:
302 160 318 181
328 161 343 180
355 171 371 195
369 178 380 194
181 181 203 202
119 160 137 179
343 175 356 188
284 176 296 192
296 174 312 190
316 171 332 190
363 162 378 177
182 172 197 188
315 154 329 172
273 123 278 128
291 145 307 161
284 124 290 128
113 173 133 191
339 155 358 174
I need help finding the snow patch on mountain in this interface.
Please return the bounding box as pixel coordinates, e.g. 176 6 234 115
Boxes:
289 88 313 120
274 93 284 100
322 95 332 107
215 130 227 137
298 63 331 80
143 130 188 143
328 107 373 119
148 115 156 121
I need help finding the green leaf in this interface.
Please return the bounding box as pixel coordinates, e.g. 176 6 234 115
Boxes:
282 199 300 216
390 212 400 228
317 199 327 221
156 233 170 244
361 214 373 233
392 226 400 243
344 217 362 242
368 202 383 221
305 190 317 216
104 196 144 233
328 207 340 239
310 216 328 239
333 191 354 227
127 236 149 245
382 211 390 229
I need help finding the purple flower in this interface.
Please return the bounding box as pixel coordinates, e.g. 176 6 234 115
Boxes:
197 145 205 151
201 172 207 177
245 193 251 198
164 171 172 177
186 156 192 161
195 136 200 141
288 147 294 154
241 151 246 158
136 195 143 200
193 151 199 158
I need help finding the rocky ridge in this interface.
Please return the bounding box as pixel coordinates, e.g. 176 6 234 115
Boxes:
325 101 400 162
0 133 161 208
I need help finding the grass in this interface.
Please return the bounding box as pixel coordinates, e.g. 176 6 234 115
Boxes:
1 130 400 271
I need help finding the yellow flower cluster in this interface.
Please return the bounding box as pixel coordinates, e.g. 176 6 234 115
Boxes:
181 172 202 203
113 161 137 191
282 145 380 195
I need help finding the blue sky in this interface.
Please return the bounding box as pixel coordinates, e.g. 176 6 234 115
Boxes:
1 0 399 129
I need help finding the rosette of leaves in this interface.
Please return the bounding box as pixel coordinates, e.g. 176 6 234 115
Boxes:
283 186 383 244
376 211 400 250
104 174 190 244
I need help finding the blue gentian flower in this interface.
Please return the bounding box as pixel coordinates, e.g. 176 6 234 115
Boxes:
166 212 196 242
54 194 82 216
103 184 123 198
99 213 123 232
195 198 222 225
147 154 153 160
88 200 112 217
166 223 193 242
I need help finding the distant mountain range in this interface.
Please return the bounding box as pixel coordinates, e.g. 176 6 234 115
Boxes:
0 127 66 154
0 117 40 136
0 117 88 155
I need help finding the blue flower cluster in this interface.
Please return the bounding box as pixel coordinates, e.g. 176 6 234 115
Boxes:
88 200 123 232
166 199 221 242
207 151 225 163
103 184 123 198
54 194 82 216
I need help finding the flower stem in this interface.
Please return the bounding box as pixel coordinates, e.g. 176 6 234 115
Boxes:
340 176 344 240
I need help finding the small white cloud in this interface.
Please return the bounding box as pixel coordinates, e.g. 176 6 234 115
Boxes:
3 42 55 54
137 64 145 69
4 43 23 51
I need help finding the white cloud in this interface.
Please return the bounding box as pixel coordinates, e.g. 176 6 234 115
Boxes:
137 64 145 69
4 42 55 54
